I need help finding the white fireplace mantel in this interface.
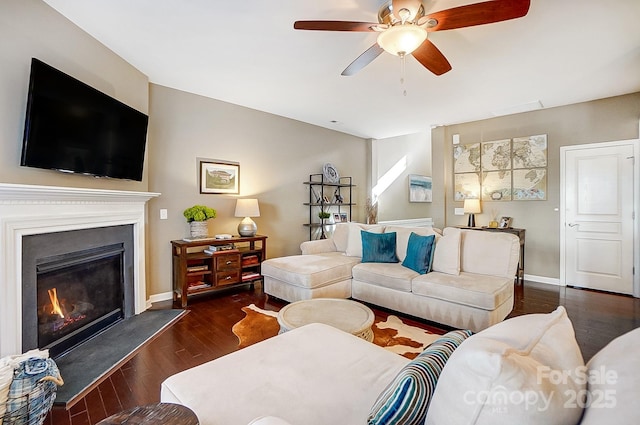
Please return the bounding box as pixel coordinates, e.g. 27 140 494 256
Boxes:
0 183 160 357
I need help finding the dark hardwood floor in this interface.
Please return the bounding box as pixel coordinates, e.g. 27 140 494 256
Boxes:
45 281 640 425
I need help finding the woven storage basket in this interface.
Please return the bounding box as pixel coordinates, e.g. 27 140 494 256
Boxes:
1 358 62 425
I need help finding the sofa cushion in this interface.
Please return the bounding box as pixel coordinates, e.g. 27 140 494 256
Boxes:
352 263 417 292
401 233 436 274
368 330 473 425
580 327 640 424
460 229 520 278
332 222 351 252
345 224 384 257
412 271 513 310
362 231 399 263
384 225 438 262
261 253 359 289
431 227 461 275
425 306 585 425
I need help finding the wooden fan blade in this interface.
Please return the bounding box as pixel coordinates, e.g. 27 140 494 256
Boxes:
341 44 385 76
294 21 379 32
426 0 530 32
411 39 452 76
392 0 422 20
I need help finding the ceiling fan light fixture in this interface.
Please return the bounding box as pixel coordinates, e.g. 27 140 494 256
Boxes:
377 24 427 56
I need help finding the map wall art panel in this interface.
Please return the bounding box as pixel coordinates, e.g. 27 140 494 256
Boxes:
453 134 547 201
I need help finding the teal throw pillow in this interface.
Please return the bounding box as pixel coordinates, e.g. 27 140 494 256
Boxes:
368 330 474 425
361 231 399 263
402 233 436 274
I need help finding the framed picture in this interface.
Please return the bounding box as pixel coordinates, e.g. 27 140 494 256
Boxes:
499 216 512 229
409 174 432 203
200 160 239 194
333 213 342 223
339 212 348 222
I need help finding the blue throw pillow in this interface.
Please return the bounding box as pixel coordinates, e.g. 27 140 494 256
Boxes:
368 330 474 425
402 233 436 274
361 231 399 263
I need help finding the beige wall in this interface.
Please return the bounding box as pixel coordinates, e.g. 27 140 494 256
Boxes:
146 84 367 296
433 93 640 279
0 0 149 191
370 133 434 221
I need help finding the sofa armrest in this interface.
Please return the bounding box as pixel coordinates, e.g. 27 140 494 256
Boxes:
300 239 338 255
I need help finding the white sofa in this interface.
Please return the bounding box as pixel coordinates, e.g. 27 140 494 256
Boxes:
161 307 640 425
261 223 520 332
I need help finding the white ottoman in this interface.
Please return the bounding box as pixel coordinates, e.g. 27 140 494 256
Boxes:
261 253 360 302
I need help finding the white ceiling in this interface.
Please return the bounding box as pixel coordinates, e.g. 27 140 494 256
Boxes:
43 0 640 139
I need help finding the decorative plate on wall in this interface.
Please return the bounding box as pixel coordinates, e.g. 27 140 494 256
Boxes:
323 163 340 183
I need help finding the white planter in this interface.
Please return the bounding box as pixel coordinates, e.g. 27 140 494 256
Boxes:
189 221 209 238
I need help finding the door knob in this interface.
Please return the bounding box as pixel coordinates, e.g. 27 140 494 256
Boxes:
567 223 578 227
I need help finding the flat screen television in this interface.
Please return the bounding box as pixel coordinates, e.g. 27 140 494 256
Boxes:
21 58 148 181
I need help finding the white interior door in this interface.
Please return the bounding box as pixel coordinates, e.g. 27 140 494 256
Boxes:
562 142 635 294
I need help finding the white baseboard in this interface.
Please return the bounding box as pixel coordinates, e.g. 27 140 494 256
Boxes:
524 274 562 286
147 291 175 306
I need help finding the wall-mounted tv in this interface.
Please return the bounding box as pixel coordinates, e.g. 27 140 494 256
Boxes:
21 58 148 181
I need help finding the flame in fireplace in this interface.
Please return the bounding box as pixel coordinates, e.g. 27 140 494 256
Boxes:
48 288 65 319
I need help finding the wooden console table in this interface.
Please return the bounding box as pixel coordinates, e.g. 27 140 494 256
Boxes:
457 226 526 284
171 235 267 307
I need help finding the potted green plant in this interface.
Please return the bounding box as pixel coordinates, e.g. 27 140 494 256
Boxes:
183 205 217 238
317 211 331 239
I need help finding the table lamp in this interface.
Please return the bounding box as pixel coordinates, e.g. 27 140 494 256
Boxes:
235 198 260 237
463 198 481 228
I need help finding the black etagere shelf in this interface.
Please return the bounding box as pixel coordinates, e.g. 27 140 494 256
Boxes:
303 173 355 240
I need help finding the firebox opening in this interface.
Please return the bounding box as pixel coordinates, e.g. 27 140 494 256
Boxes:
36 244 125 358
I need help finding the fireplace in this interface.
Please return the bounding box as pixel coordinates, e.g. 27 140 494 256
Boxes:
35 244 124 358
0 183 159 358
22 225 135 358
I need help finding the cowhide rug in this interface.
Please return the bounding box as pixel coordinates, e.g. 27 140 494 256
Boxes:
232 304 442 359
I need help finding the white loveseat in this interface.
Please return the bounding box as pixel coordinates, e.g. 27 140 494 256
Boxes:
261 223 520 332
161 307 640 424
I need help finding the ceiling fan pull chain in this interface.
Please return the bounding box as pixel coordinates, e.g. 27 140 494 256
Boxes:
400 53 407 96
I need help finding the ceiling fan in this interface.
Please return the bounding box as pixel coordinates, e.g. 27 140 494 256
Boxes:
294 0 531 76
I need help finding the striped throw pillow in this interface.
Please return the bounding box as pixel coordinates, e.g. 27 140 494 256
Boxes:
368 330 473 425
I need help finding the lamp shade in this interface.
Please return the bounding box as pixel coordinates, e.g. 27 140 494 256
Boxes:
235 198 260 217
463 198 482 214
377 24 427 56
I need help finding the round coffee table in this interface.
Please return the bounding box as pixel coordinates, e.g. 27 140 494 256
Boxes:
277 298 375 342
96 402 198 424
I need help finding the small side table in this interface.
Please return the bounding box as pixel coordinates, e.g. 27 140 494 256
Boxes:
97 402 198 425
